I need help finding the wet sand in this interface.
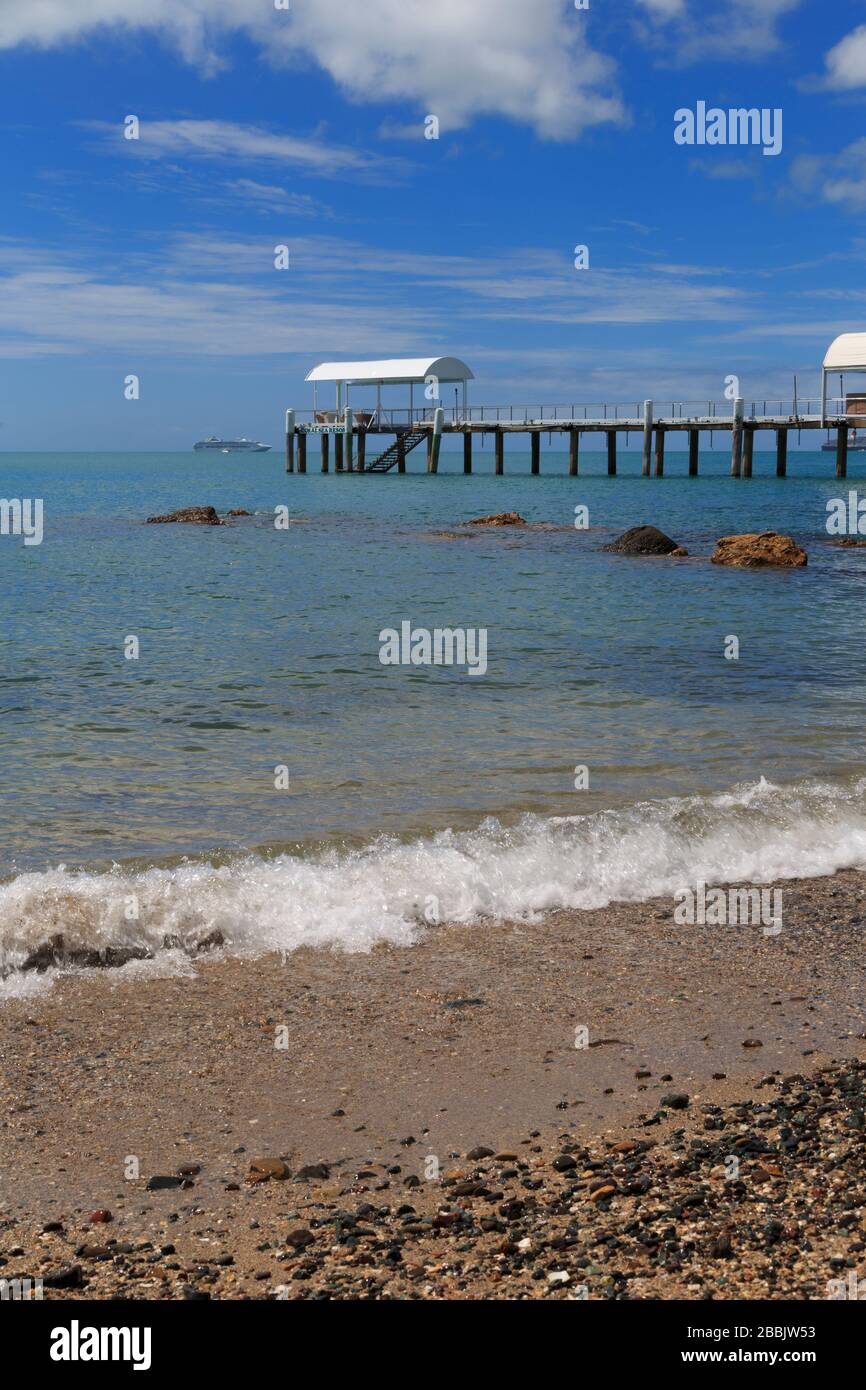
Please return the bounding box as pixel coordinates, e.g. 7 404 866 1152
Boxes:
1 868 865 1298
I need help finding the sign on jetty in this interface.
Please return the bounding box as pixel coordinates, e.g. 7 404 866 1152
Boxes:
284 341 866 479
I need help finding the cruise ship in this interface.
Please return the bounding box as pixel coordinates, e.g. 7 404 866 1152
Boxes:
821 429 866 452
193 437 271 453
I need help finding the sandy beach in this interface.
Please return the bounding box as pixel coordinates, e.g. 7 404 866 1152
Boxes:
2 867 864 1300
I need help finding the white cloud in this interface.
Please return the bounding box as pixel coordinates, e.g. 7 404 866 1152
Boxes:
819 24 866 90
634 0 802 63
0 0 624 140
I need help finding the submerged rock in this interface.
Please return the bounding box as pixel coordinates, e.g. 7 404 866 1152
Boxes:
711 532 807 568
466 512 527 527
603 525 684 556
145 506 223 525
20 934 151 973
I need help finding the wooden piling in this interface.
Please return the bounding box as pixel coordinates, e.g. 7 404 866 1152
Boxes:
730 397 744 478
495 429 504 475
569 427 579 476
463 432 472 474
642 400 653 477
531 430 540 475
357 430 365 473
654 425 665 477
429 407 444 473
285 410 295 473
742 426 754 479
775 428 787 478
335 433 344 472
298 431 307 474
345 409 354 471
397 433 406 473
837 424 848 479
607 429 617 476
320 433 329 473
688 428 699 476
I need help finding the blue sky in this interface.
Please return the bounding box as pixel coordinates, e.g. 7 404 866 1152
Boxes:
3 0 866 449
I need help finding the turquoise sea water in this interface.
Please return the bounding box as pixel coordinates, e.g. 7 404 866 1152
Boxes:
1 446 865 871
4 445 866 986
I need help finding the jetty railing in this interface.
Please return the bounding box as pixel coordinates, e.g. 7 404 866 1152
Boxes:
293 397 856 430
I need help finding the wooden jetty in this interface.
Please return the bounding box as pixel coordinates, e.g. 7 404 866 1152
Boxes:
284 355 862 479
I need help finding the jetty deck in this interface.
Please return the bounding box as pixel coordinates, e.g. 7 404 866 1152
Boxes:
284 398 856 479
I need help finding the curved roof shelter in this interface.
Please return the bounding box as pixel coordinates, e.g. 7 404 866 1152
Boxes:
823 334 866 371
306 357 473 386
821 334 866 422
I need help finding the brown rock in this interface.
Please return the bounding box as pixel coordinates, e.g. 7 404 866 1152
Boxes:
247 1157 291 1183
710 532 807 568
466 512 526 527
145 506 223 526
89 1209 112 1224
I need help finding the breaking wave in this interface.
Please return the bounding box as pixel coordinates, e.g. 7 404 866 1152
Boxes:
3 775 866 996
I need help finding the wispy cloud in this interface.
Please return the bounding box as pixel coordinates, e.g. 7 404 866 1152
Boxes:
634 0 802 64
788 139 866 211
80 118 412 183
0 230 766 364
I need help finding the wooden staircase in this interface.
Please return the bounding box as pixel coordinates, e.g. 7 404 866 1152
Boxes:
365 429 427 472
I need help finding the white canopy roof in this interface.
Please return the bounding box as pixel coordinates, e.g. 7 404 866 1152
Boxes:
823 334 866 370
305 356 473 386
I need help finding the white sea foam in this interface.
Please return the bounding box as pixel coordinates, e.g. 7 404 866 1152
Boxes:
3 776 866 996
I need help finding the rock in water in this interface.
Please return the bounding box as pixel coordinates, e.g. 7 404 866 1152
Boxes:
466 512 526 527
710 532 807 568
602 525 684 556
145 506 223 525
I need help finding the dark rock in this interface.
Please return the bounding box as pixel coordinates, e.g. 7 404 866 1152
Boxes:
466 1146 494 1160
145 1175 183 1191
603 525 683 556
21 934 151 973
225 509 252 517
43 1263 84 1288
295 1163 330 1182
660 1093 690 1110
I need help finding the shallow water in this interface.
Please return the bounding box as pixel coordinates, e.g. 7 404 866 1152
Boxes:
2 446 866 982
